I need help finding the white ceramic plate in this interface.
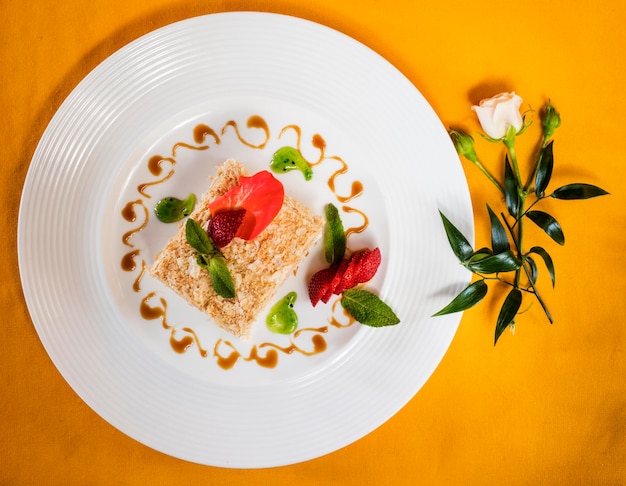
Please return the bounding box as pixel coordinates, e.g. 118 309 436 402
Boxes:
18 12 473 468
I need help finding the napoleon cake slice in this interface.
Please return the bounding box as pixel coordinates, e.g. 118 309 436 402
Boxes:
148 159 324 340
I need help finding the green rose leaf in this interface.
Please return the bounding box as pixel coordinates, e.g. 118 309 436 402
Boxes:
185 218 214 255
504 155 521 217
494 288 522 345
439 211 473 261
432 279 488 316
487 204 510 253
208 255 236 299
341 289 400 327
465 250 520 274
528 246 556 287
551 183 609 200
324 203 347 266
535 141 554 197
526 210 565 245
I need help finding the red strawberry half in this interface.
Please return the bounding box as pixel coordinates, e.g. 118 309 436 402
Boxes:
208 208 246 247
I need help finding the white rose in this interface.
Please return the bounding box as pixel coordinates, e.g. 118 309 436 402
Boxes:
471 92 524 139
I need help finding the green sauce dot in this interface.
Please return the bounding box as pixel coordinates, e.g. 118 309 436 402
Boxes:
154 193 196 223
270 146 313 181
266 292 299 334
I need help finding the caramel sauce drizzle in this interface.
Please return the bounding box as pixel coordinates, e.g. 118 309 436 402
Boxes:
121 200 149 247
278 125 325 165
121 249 141 272
137 155 176 198
326 156 363 203
194 124 220 145
213 340 241 370
170 327 209 358
132 260 146 292
213 327 329 370
140 292 169 329
245 346 279 368
342 205 369 240
171 142 208 157
221 115 270 149
329 300 357 328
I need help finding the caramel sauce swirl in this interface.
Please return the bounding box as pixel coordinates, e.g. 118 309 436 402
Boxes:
278 125 325 166
171 142 208 157
121 200 149 247
327 156 363 203
194 123 220 145
121 249 140 272
213 327 329 370
330 300 357 328
137 155 176 197
132 260 146 292
245 346 279 368
342 205 369 240
221 115 270 149
140 292 169 329
213 340 241 370
170 327 208 358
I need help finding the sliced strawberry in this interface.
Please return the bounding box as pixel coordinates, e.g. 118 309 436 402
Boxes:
322 259 349 303
209 171 284 240
308 267 336 306
334 251 363 294
353 247 381 284
208 208 246 247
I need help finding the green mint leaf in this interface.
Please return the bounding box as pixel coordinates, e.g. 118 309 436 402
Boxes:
504 155 520 217
528 246 556 287
494 288 522 345
534 141 554 197
208 255 236 299
526 210 565 245
185 218 215 255
341 289 400 327
551 183 609 200
487 204 510 253
439 211 473 261
196 253 210 270
465 250 520 274
432 279 488 316
324 203 346 265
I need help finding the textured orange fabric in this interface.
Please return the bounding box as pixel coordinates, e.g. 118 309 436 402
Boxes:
2 1 625 484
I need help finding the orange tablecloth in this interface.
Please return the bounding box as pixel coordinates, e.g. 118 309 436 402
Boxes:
3 1 624 484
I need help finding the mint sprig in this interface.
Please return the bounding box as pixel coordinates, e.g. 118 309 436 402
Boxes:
185 218 236 299
341 289 400 327
324 203 346 266
208 254 235 299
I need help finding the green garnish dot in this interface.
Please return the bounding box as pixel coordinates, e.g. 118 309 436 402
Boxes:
266 291 299 334
270 146 313 181
154 193 196 223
